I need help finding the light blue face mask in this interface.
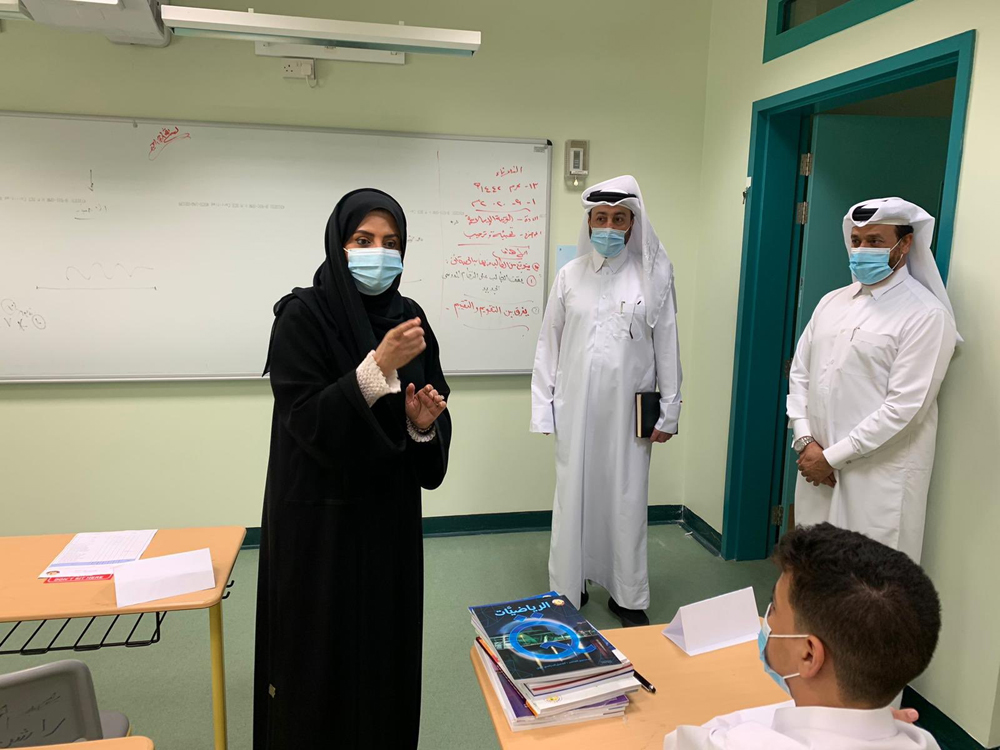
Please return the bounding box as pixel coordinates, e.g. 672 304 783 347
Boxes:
849 239 902 285
758 603 809 693
346 248 403 296
591 228 627 258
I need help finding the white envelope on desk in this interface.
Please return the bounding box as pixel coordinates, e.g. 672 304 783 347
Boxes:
114 548 216 608
662 586 761 656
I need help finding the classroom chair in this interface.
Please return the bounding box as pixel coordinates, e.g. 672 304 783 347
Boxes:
0 659 130 747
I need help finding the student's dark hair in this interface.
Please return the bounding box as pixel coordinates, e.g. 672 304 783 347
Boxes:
773 523 941 706
895 225 914 240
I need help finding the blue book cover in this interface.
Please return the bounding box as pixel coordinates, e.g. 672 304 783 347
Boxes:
469 592 624 684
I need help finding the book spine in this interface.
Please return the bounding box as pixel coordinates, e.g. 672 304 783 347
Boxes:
475 637 537 716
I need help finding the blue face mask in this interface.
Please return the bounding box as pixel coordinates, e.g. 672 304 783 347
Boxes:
346 248 403 296
591 228 627 258
758 604 808 693
849 239 902 285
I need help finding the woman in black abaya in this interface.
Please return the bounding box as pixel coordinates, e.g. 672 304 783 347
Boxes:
254 189 451 749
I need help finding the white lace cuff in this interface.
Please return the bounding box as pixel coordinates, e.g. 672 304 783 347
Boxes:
356 351 401 407
407 418 437 443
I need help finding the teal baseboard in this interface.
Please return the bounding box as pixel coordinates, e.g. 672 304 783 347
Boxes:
649 504 684 525
422 510 553 537
903 686 987 750
423 505 686 537
243 526 261 549
240 504 702 548
679 507 723 556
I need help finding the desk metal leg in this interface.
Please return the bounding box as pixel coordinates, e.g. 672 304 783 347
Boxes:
209 602 228 750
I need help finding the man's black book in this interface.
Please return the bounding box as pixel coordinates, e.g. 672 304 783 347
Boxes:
636 392 660 438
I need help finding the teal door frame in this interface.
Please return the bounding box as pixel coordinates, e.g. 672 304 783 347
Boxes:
765 115 813 556
721 31 976 561
764 0 917 63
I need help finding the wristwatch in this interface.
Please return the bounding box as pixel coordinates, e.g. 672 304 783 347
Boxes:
793 436 816 454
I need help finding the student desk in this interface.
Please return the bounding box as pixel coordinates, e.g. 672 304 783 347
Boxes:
49 738 155 749
470 623 789 749
0 527 245 750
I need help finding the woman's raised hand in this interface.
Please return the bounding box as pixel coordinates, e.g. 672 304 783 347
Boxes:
374 318 426 376
406 383 447 431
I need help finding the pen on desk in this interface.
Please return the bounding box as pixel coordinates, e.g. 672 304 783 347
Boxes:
633 669 656 693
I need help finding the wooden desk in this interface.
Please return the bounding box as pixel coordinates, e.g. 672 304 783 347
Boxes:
0 527 245 750
47 737 154 749
470 624 789 749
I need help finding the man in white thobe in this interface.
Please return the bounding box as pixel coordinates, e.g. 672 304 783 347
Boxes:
664 522 943 750
530 175 682 627
788 198 958 562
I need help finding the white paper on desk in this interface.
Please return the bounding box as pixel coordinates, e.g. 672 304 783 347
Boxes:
662 586 761 656
113 548 216 607
39 530 157 579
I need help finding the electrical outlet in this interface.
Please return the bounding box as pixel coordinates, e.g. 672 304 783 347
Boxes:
281 59 315 79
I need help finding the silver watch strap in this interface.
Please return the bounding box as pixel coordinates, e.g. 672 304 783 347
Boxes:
794 436 816 453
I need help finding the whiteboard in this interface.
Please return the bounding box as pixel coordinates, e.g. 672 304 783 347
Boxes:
0 112 551 381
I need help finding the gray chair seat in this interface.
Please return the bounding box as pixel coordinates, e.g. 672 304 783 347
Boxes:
99 710 131 739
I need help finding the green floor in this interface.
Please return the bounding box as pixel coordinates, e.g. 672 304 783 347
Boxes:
6 524 782 749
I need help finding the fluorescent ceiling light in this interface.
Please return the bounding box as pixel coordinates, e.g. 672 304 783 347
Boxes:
66 0 122 5
0 0 32 20
160 7 480 56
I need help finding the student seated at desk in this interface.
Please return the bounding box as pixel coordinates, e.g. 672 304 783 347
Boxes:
664 523 941 750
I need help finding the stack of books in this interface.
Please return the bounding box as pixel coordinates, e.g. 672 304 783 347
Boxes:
470 591 639 731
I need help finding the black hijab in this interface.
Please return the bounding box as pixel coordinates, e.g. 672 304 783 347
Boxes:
264 188 410 374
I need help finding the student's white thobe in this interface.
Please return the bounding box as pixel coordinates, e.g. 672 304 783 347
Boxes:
664 702 941 750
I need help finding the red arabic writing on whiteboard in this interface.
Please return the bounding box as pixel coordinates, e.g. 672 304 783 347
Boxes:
450 299 532 320
495 165 524 178
448 254 541 272
470 198 538 209
441 269 532 286
148 127 191 161
472 181 539 194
